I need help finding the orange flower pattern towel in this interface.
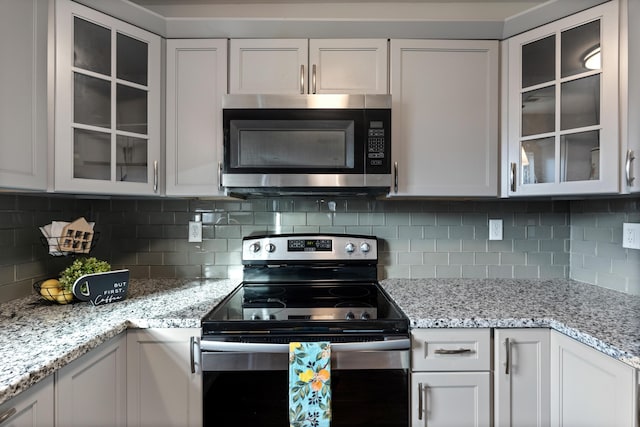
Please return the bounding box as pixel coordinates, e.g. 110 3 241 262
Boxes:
289 342 331 427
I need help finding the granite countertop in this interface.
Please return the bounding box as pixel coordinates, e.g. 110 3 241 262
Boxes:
0 277 639 407
0 278 238 406
381 278 640 370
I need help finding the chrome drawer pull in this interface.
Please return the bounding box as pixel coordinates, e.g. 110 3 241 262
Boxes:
0 407 17 424
434 348 472 355
418 382 424 421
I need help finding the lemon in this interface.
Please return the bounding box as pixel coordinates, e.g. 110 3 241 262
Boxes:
40 279 61 301
55 290 74 304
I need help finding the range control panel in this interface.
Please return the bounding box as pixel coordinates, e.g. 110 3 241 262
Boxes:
242 234 378 263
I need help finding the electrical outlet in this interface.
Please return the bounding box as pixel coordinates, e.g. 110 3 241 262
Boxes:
489 219 503 241
622 223 640 249
188 221 202 243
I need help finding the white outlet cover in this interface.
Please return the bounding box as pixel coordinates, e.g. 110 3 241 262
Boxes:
189 221 202 243
622 223 640 250
489 219 503 241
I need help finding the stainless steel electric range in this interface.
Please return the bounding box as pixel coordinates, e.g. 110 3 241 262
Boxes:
200 233 410 427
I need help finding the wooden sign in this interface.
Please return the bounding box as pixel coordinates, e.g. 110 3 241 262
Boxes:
72 270 130 306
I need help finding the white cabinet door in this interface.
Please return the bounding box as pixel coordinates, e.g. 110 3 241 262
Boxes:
0 376 53 427
0 0 48 191
550 331 636 427
127 328 202 427
55 334 127 427
389 39 499 197
621 0 640 193
166 39 227 196
229 39 308 94
504 1 619 197
411 372 490 427
229 38 388 95
54 0 161 195
494 329 550 427
309 39 388 94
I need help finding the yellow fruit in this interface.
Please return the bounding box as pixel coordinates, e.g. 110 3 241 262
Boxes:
41 279 60 289
55 290 74 304
40 279 62 301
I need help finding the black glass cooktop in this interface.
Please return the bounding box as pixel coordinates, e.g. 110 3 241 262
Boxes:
201 282 409 337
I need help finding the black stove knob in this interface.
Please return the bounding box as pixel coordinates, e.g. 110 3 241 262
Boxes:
360 311 371 320
345 311 355 320
251 313 261 320
249 243 260 253
265 243 276 253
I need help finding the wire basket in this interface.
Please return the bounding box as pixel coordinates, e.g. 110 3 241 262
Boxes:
33 278 76 304
39 232 100 256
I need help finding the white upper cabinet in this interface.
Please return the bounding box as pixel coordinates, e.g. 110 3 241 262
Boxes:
389 39 499 197
620 0 639 193
229 38 388 94
54 0 161 195
0 0 48 191
504 1 619 197
165 39 227 197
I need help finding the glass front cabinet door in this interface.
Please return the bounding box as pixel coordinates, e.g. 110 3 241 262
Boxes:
505 1 619 196
55 0 161 195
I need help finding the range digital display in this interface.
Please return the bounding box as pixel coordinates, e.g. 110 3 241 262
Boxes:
288 239 332 252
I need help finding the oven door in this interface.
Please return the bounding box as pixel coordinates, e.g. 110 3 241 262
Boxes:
201 339 410 427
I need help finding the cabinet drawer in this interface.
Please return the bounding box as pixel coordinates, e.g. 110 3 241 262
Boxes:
411 329 491 371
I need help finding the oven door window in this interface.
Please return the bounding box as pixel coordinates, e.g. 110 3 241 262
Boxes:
203 369 408 426
224 109 365 174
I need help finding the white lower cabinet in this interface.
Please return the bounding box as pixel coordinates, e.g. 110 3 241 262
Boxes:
55 334 127 427
127 328 202 427
494 328 550 427
550 330 637 427
411 328 491 427
0 376 53 427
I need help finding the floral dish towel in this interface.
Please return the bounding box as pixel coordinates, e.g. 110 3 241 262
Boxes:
289 342 331 427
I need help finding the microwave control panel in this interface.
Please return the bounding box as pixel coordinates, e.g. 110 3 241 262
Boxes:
367 121 386 167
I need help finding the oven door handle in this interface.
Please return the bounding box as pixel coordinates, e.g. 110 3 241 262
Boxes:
200 338 410 353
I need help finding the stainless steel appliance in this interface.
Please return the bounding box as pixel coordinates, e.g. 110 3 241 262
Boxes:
221 94 391 197
200 233 410 426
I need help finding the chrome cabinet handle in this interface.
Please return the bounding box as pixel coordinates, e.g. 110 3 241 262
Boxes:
626 150 635 186
190 336 200 374
504 338 511 375
153 160 158 193
434 348 472 355
312 64 317 94
0 408 17 424
394 161 398 193
418 382 424 421
218 161 223 191
300 64 305 94
510 162 517 193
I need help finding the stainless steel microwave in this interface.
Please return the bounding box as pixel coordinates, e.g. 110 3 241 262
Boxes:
221 94 391 197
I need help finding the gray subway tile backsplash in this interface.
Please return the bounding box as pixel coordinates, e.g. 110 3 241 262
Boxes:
0 194 638 302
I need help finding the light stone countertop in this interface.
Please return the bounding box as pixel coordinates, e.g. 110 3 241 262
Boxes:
0 277 638 407
381 278 640 370
0 278 238 406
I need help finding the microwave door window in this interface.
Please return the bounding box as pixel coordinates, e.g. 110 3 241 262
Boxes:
230 120 355 170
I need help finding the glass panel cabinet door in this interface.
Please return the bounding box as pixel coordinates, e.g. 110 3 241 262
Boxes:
506 1 619 196
55 0 160 195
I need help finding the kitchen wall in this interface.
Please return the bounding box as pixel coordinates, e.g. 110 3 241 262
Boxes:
0 193 637 303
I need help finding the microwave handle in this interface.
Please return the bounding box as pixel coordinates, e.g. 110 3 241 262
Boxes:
393 161 399 193
300 64 305 94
